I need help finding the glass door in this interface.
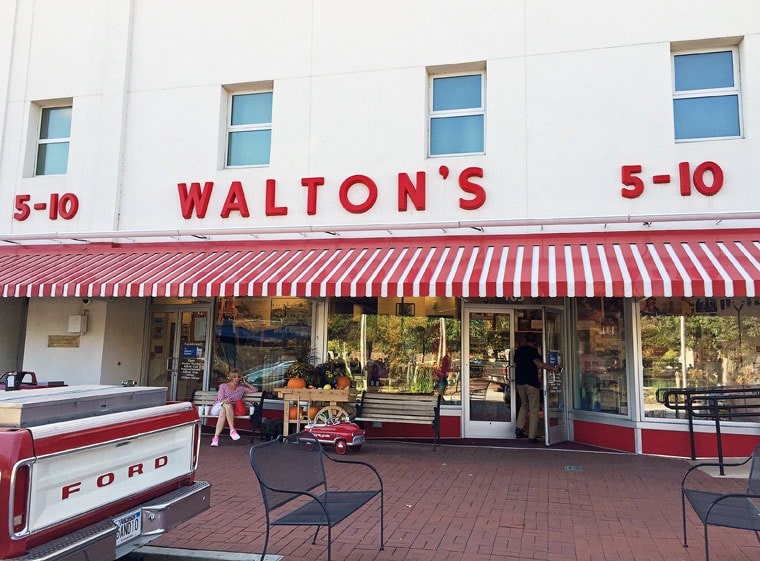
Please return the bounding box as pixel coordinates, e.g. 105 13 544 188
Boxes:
146 306 211 401
463 308 513 438
543 308 568 444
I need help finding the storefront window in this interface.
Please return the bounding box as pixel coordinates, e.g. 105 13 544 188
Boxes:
327 297 461 402
575 297 628 415
641 297 760 418
212 296 313 391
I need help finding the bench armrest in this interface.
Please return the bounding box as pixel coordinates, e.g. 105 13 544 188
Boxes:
323 454 383 491
681 454 760 492
681 455 754 489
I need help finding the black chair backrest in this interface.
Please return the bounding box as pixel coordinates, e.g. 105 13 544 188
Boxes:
748 443 760 495
250 431 326 511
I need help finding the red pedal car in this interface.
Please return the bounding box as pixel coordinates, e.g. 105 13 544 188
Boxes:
304 418 366 454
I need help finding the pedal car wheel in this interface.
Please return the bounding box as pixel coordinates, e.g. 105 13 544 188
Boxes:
335 439 348 455
314 405 350 424
350 444 361 453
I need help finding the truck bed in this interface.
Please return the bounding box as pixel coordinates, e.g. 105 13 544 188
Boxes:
0 385 166 427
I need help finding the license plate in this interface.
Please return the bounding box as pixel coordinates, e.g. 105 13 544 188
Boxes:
114 509 141 546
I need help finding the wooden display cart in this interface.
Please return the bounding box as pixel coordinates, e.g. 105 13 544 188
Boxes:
275 387 351 436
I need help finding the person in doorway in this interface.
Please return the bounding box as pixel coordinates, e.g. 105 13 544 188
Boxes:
210 369 259 446
514 332 560 444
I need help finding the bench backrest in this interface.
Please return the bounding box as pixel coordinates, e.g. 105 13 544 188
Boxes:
748 443 760 495
359 392 439 419
249 432 326 511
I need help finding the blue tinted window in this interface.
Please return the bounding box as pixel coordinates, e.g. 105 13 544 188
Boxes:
227 130 272 166
673 95 740 139
433 75 482 111
430 115 484 155
36 142 69 175
231 93 272 125
40 107 72 139
675 51 734 91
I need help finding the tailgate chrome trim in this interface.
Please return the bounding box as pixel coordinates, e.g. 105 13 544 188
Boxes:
16 481 211 561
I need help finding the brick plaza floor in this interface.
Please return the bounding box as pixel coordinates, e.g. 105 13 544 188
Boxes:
150 435 760 561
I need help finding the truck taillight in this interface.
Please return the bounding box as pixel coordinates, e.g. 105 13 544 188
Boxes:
12 464 30 534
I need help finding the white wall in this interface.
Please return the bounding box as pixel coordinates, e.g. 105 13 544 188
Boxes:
101 298 147 385
1 0 758 240
21 298 144 385
0 299 24 371
22 299 104 384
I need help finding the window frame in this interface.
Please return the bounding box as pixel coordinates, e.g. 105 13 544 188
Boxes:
428 70 486 157
35 103 72 176
672 45 742 142
224 89 273 168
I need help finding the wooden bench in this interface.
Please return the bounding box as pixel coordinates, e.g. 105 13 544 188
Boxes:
681 442 760 561
191 390 264 439
249 430 384 561
354 391 441 450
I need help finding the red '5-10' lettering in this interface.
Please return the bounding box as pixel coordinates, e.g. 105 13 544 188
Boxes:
621 161 723 199
13 193 79 221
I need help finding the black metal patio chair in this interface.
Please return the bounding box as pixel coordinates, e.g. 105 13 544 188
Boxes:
249 430 384 561
681 442 760 561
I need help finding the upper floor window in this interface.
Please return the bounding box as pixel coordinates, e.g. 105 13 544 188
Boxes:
673 47 741 141
36 106 71 175
226 91 273 167
429 72 484 156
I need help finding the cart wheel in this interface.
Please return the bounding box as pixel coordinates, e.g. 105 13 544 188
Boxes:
313 405 350 424
335 439 348 455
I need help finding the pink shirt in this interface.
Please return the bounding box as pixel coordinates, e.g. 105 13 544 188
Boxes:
214 383 257 404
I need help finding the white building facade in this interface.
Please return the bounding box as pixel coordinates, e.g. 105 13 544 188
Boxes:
1 0 759 456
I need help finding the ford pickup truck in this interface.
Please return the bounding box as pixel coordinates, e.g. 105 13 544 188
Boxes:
0 385 211 560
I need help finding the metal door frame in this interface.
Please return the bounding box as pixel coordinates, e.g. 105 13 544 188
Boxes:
143 304 213 401
542 307 569 445
462 304 516 438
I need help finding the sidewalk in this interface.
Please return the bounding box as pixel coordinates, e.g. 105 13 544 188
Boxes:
150 435 760 561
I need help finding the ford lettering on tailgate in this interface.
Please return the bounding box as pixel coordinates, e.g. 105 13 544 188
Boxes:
28 425 194 532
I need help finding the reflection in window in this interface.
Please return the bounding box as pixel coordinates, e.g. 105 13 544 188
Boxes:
212 296 312 391
673 48 741 141
226 91 273 166
36 106 71 175
429 72 485 156
327 297 461 402
641 297 760 418
574 297 628 415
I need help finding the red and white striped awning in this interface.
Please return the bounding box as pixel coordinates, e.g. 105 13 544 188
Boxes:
1 229 758 299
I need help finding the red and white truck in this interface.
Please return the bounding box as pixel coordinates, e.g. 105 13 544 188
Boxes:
0 385 211 561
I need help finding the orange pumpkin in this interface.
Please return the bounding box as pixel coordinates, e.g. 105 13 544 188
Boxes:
335 375 351 389
308 406 319 420
289 405 301 420
287 377 307 389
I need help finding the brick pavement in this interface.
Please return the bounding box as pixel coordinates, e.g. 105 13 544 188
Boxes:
150 435 760 561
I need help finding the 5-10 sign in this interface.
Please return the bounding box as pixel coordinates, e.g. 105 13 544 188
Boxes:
621 161 723 199
13 193 79 221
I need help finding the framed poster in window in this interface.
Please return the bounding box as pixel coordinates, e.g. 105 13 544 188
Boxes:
396 303 415 317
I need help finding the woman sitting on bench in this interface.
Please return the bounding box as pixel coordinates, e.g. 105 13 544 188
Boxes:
210 369 259 446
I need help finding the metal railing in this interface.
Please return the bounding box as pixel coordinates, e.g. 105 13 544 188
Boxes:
657 386 760 474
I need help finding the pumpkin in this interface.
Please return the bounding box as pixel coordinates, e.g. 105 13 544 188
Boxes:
287 376 307 389
289 405 301 420
335 375 351 389
308 405 319 420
